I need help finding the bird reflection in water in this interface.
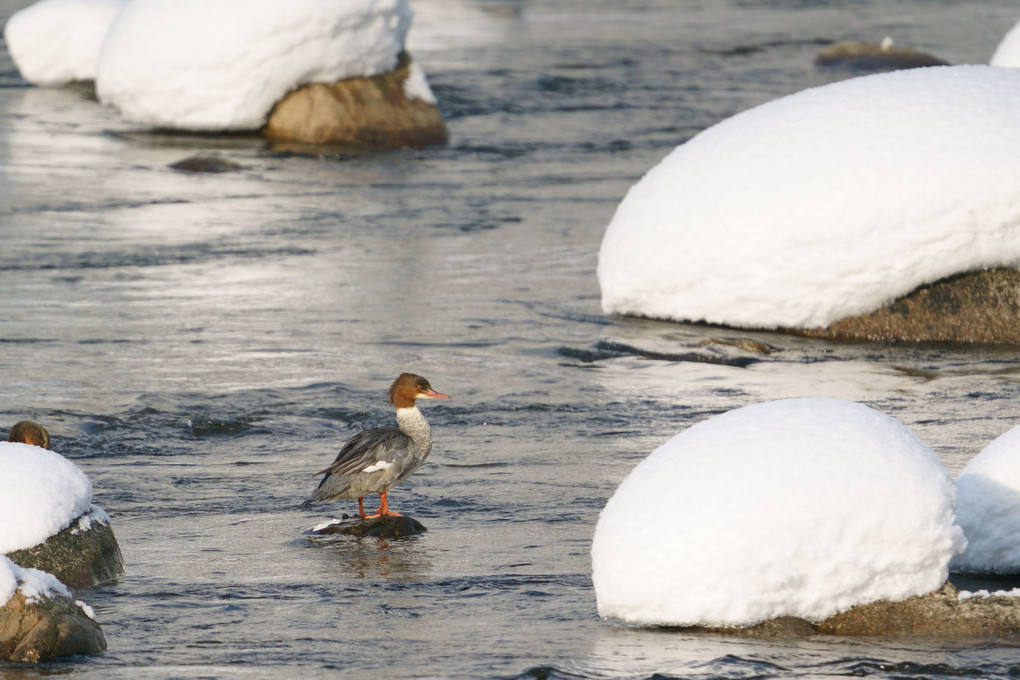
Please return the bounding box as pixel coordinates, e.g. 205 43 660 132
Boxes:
308 534 432 580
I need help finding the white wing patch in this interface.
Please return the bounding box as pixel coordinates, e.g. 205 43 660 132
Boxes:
361 460 395 474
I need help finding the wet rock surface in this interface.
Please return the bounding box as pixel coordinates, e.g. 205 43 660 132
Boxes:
262 52 448 149
6 510 125 589
795 268 1020 344
169 156 244 173
0 591 106 663
304 515 427 539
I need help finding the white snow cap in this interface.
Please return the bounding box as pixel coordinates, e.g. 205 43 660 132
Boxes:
0 556 72 608
96 0 413 130
0 442 94 554
591 398 965 627
953 424 1020 573
4 0 127 86
991 20 1020 67
598 65 1020 330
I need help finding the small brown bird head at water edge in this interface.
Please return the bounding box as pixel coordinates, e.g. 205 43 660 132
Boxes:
7 420 51 449
388 373 450 409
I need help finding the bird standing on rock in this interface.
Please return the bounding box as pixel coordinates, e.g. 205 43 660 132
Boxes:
306 373 450 519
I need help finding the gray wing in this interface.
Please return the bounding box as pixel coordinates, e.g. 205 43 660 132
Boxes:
314 426 412 481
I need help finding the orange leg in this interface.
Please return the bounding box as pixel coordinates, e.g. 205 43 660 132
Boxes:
363 491 403 519
357 497 367 518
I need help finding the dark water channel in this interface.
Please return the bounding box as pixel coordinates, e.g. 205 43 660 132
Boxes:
3 0 1020 678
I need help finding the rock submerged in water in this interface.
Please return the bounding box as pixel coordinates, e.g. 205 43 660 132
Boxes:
0 590 106 663
6 507 125 589
263 52 448 149
796 268 1020 344
305 515 426 539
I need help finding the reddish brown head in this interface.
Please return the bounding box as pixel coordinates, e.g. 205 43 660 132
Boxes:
388 373 450 409
8 421 51 449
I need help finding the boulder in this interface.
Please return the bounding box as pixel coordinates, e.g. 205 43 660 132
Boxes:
262 52 448 149
815 39 948 71
796 268 1020 344
305 515 426 539
0 591 105 663
6 508 124 589
692 583 1020 638
6 421 50 448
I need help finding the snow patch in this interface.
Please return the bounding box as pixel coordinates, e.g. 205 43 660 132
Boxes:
598 65 1020 329
96 0 414 130
403 61 437 104
70 505 110 535
3 0 126 86
958 588 1020 601
952 425 1020 573
75 599 96 619
0 442 93 554
591 398 964 627
312 518 343 532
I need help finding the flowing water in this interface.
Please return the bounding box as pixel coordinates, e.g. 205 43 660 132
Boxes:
3 0 1020 678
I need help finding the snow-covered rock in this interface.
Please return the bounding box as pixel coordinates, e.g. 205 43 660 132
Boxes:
991 20 1020 67
953 425 1020 573
0 442 93 554
598 65 1020 330
3 0 126 86
95 0 413 130
0 556 105 663
591 398 965 627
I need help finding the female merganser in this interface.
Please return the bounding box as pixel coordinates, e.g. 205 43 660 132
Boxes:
307 373 450 518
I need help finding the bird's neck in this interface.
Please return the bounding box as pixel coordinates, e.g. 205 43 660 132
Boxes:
396 406 432 448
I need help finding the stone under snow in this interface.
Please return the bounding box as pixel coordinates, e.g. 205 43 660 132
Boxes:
953 424 1020 573
591 398 965 627
96 0 413 130
3 0 126 86
598 65 1020 330
0 442 94 555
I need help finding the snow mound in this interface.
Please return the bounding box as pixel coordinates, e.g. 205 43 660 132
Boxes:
4 0 126 86
95 0 413 130
598 65 1020 329
0 442 94 554
991 21 1020 67
591 398 965 627
952 425 1020 573
0 556 72 608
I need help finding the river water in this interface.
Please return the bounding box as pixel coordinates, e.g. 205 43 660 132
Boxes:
3 0 1020 678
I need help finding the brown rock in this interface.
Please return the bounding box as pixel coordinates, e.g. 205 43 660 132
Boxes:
262 51 448 149
7 421 50 449
689 583 1020 639
815 40 948 71
794 268 1020 344
0 591 105 663
6 510 125 589
818 583 1020 637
